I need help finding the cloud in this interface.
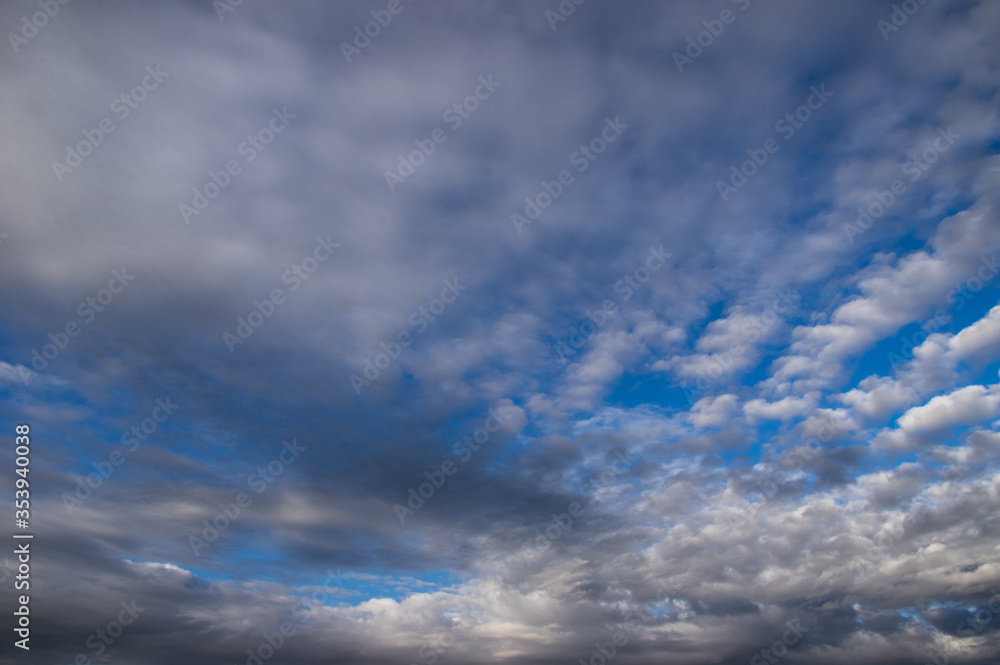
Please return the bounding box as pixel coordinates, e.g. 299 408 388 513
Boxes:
2 0 1000 663
896 384 1000 432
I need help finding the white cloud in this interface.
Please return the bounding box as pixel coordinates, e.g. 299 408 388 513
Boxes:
690 393 740 428
896 384 1000 432
744 393 818 422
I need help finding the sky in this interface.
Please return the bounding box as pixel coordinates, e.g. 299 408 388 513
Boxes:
1 1 1000 664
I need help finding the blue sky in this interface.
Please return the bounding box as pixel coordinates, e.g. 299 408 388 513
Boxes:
1 1 1000 664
